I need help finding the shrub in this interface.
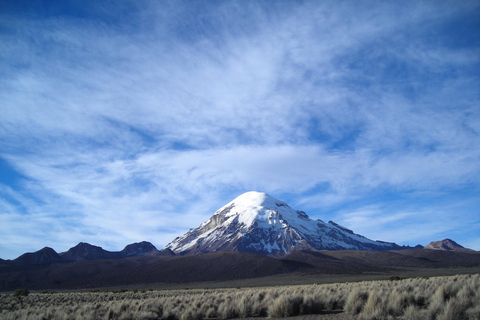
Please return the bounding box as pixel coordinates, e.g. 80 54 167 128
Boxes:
204 307 217 318
344 288 368 315
360 288 383 320
269 294 304 317
301 293 325 314
437 299 468 320
387 290 410 316
403 305 424 320
13 289 29 297
114 289 128 293
426 296 444 320
180 309 202 320
218 298 239 319
237 295 253 317
466 304 480 320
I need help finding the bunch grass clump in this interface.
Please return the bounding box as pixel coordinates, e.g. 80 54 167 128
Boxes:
0 273 478 319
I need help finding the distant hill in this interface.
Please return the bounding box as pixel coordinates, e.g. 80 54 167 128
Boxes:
425 239 475 252
1 241 172 267
121 241 160 257
60 241 167 261
13 247 63 265
60 242 122 261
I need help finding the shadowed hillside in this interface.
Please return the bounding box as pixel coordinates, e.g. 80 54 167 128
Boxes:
1 249 479 291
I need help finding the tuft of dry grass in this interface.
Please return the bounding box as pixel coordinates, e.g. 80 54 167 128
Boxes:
403 304 425 320
359 288 383 320
344 287 368 315
268 294 304 318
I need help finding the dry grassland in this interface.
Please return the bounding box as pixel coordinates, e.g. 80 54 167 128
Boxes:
1 273 479 320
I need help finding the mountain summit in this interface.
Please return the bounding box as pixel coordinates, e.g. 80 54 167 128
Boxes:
425 239 474 252
166 191 402 257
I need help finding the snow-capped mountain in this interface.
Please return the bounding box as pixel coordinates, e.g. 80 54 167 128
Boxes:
165 191 403 257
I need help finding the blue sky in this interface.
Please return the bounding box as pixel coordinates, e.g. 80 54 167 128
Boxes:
1 1 479 259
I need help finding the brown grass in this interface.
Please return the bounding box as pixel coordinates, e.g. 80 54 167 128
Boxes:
0 273 478 319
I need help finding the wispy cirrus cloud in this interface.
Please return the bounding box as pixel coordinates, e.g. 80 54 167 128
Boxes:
339 197 480 247
0 1 479 258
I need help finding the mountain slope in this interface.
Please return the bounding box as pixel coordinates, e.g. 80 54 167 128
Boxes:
2 249 478 291
0 252 298 290
166 191 403 257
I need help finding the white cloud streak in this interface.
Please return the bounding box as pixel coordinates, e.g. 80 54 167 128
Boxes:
0 1 479 257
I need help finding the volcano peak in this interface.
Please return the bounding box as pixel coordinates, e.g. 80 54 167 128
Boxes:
166 191 403 256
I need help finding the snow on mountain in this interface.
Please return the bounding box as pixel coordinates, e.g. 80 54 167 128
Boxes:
165 191 402 257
